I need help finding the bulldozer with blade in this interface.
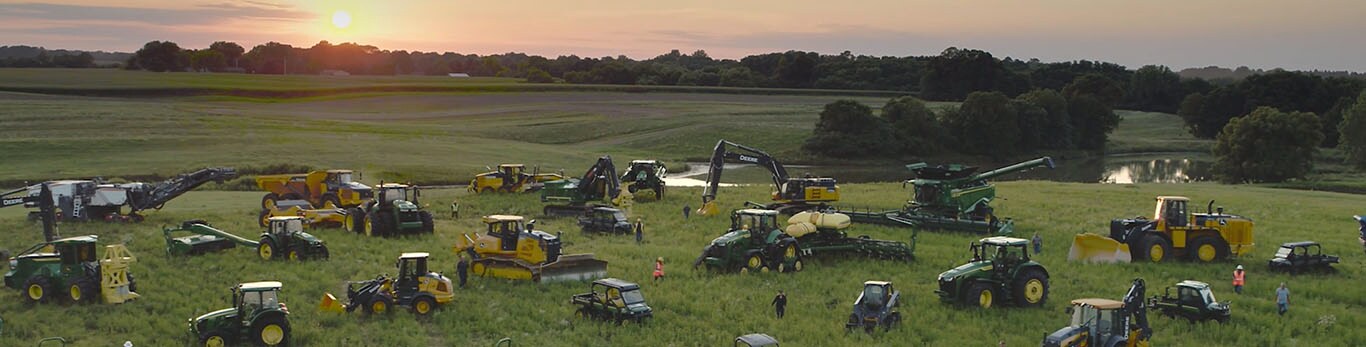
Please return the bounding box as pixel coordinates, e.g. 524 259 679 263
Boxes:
541 156 624 217
321 252 454 316
1069 196 1254 263
163 217 329 260
1042 278 1153 347
188 281 291 347
832 157 1054 235
468 164 565 194
4 235 139 304
697 140 839 216
345 183 435 237
453 215 608 282
935 236 1049 309
620 160 667 200
256 169 371 210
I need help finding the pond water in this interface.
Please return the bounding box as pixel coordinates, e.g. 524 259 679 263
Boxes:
664 156 1211 186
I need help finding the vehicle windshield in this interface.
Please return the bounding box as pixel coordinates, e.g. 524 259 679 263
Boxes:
1070 305 1096 327
621 289 645 305
612 211 627 220
337 173 353 183
286 219 303 233
1199 287 1217 305
863 285 886 305
1275 247 1293 258
733 214 773 231
383 187 407 203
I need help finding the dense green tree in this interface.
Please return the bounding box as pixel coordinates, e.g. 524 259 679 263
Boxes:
1062 74 1125 107
1341 91 1366 169
1180 87 1250 139
919 48 1005 101
524 67 554 83
1028 60 1131 91
880 96 946 154
1180 77 1214 97
944 92 1020 156
1067 95 1121 150
1127 65 1183 112
1016 89 1074 149
803 100 896 157
718 67 763 87
676 69 720 86
1241 71 1333 115
1319 97 1354 148
189 50 227 72
132 40 186 72
1213 107 1323 182
774 51 818 88
208 41 244 68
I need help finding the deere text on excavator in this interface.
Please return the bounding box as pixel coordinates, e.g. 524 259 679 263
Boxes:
697 140 839 216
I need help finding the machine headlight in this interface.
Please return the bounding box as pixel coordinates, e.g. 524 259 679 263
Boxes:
8 259 15 269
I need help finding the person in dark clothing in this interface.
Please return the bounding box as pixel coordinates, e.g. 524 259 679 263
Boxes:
456 254 470 288
771 290 787 319
634 218 644 244
1032 232 1043 254
683 205 691 219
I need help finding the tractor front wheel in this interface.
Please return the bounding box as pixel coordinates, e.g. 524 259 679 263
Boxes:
419 211 435 233
967 282 997 309
1012 268 1049 307
345 208 366 233
744 253 764 272
260 193 279 210
199 331 229 347
258 209 270 228
251 315 291 346
365 294 393 315
287 250 300 261
24 276 52 303
884 312 901 331
258 240 276 260
574 308 590 320
412 296 437 316
1139 234 1172 263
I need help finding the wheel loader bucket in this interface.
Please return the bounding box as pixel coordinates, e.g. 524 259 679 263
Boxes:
538 254 609 283
1068 233 1132 263
697 201 720 216
320 293 346 313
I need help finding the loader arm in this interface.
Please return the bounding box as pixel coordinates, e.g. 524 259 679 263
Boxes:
128 167 237 212
577 156 620 200
699 139 791 206
1122 278 1152 343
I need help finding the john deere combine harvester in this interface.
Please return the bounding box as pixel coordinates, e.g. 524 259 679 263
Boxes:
694 209 914 273
697 140 839 216
453 215 608 282
1069 196 1254 263
541 156 624 217
163 217 329 260
834 157 1055 235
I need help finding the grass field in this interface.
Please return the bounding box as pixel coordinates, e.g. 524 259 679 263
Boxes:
0 182 1362 346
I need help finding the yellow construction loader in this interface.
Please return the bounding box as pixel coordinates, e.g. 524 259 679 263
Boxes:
453 215 607 282
1070 196 1254 263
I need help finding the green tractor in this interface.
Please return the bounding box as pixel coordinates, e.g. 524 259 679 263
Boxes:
693 209 804 273
188 281 291 347
4 235 140 304
163 217 329 261
345 183 434 237
935 236 1050 309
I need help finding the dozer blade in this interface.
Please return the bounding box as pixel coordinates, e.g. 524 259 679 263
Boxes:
538 254 608 283
1068 233 1132 263
697 201 720 216
320 293 346 313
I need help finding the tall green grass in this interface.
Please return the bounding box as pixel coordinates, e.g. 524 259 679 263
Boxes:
0 182 1361 346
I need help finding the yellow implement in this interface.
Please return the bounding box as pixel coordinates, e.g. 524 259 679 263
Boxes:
319 293 345 313
1068 233 1133 263
697 200 720 216
99 244 139 304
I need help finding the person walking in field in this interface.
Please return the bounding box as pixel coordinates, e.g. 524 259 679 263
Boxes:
635 218 644 244
1232 265 1245 294
683 204 691 220
450 199 460 219
653 257 665 282
1031 232 1043 254
1276 282 1290 315
456 253 470 288
771 290 787 319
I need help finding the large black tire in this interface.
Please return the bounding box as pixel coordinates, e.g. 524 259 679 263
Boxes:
24 276 53 303
574 308 590 320
250 314 291 346
260 193 279 210
883 312 901 331
345 208 366 233
412 296 437 316
199 330 230 347
364 294 394 315
1187 236 1229 263
258 239 277 260
1012 267 1049 307
1137 234 1173 263
67 276 99 304
258 209 270 228
322 194 342 209
368 212 390 237
965 281 998 309
419 211 435 233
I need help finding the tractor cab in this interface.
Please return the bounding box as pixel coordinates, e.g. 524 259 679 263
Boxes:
972 236 1031 264
267 216 306 235
233 281 286 319
1043 299 1130 347
193 281 290 346
4 236 99 290
376 183 418 206
776 177 838 202
500 164 526 180
394 252 454 305
579 207 632 233
858 281 894 309
731 209 780 236
735 333 780 347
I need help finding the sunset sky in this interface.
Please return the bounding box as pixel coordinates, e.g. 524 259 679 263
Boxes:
2 0 1364 71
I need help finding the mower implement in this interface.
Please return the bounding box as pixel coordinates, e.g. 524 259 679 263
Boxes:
4 235 139 304
322 252 454 316
1070 196 1254 263
453 215 608 283
163 217 328 260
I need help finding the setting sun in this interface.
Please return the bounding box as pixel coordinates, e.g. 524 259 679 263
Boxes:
331 10 352 29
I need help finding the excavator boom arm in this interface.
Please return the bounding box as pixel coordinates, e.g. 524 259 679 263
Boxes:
128 167 236 212
700 140 790 204
1123 278 1152 342
576 156 620 199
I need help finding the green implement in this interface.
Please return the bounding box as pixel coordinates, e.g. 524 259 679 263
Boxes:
164 220 258 256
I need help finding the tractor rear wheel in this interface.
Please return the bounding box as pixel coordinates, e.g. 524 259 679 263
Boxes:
287 250 300 261
412 296 437 316
258 240 277 260
884 312 901 331
1012 268 1049 307
744 253 764 272
258 209 270 228
367 212 390 237
25 276 52 303
1188 236 1229 263
1138 234 1172 263
251 315 290 346
199 331 228 347
68 276 99 304
419 211 435 233
967 282 997 309
365 294 393 315
261 193 279 209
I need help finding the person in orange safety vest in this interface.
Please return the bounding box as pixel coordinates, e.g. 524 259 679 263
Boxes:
1232 265 1245 294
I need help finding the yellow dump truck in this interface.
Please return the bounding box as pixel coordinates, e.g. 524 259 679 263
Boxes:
255 170 371 209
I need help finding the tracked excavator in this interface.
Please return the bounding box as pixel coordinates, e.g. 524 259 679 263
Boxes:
1 167 236 223
540 156 624 217
453 215 608 282
1042 278 1152 347
697 140 839 216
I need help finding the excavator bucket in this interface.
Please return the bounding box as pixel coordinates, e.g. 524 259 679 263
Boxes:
1068 233 1132 263
697 201 720 216
538 254 609 283
319 293 346 313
